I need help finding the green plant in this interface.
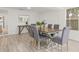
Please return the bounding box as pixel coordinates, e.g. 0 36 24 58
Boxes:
36 21 45 30
36 21 44 26
41 21 44 25
36 21 41 25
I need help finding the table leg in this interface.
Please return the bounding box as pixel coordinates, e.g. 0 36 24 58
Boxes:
18 26 21 35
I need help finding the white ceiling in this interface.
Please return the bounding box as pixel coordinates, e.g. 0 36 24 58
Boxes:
0 7 70 13
8 7 69 13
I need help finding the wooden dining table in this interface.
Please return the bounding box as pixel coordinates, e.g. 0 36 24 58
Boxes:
40 27 61 33
39 27 62 38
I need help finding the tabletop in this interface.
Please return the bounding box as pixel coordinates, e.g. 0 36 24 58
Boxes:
39 27 62 38
40 27 62 33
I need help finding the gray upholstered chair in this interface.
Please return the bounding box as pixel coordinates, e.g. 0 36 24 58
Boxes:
51 27 69 51
54 24 59 30
48 24 52 29
31 24 36 26
31 25 49 49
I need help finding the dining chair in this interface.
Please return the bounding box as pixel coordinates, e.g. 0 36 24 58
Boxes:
31 24 36 26
54 24 59 30
48 24 52 29
31 25 50 50
51 27 69 52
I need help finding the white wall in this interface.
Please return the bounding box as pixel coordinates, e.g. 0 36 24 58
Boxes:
4 8 39 35
69 30 79 41
39 10 66 29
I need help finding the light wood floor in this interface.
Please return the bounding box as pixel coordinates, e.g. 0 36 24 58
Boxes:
0 33 79 52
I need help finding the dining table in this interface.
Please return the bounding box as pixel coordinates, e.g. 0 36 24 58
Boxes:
39 27 62 38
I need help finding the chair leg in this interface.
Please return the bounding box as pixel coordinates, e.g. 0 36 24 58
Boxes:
67 41 68 52
38 40 40 50
61 45 62 52
31 40 36 48
57 44 60 52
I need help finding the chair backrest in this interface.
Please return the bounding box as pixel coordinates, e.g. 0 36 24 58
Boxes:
27 25 34 37
31 24 36 26
54 24 59 30
48 24 52 29
61 27 69 44
31 25 39 40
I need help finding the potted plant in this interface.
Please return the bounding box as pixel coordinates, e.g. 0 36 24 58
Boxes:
36 21 45 30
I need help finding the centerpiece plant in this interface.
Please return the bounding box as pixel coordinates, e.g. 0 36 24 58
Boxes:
36 21 45 30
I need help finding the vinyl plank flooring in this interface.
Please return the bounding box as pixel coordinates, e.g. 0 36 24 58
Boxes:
0 33 79 52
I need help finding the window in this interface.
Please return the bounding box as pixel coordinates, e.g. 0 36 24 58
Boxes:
66 8 79 30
